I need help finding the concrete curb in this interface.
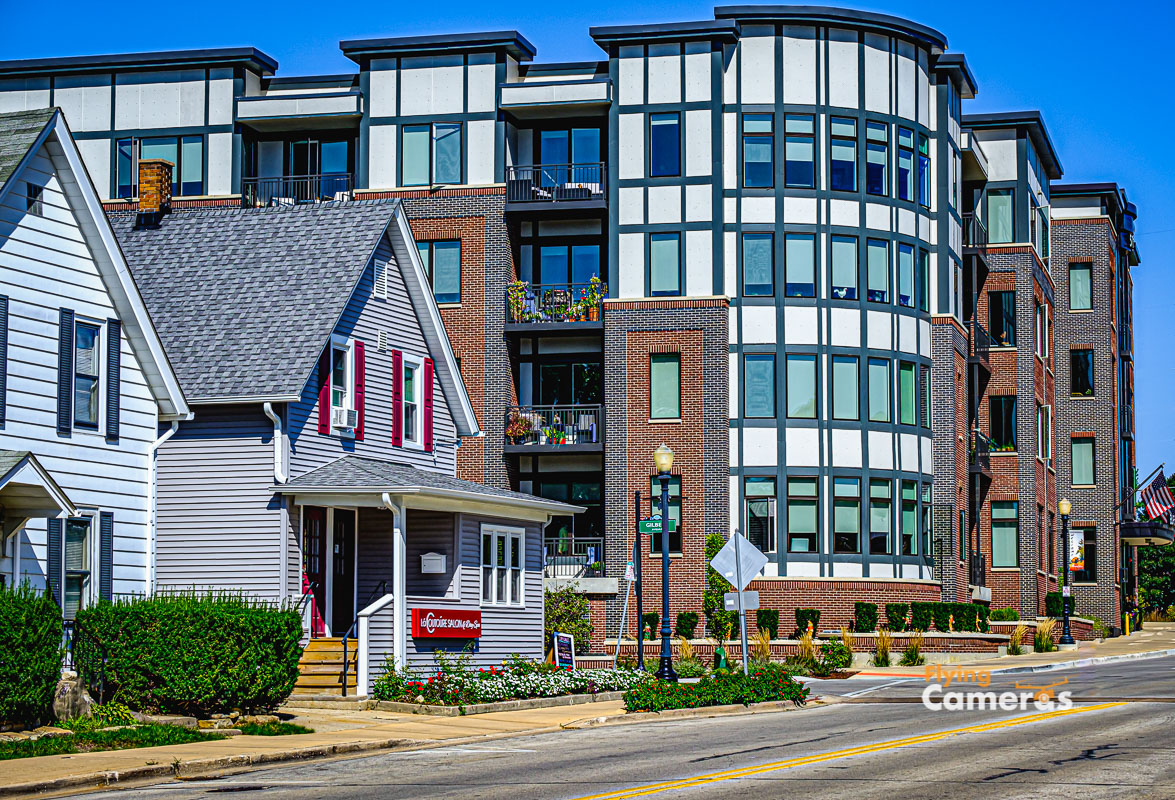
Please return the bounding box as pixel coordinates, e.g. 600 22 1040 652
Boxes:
560 698 822 729
986 647 1175 675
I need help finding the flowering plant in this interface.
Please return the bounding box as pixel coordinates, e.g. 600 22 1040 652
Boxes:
622 665 808 713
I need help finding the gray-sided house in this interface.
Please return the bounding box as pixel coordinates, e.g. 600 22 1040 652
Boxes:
0 109 190 615
112 162 579 694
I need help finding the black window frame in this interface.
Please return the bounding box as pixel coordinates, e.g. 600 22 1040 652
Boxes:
829 116 858 193
783 114 815 189
990 395 1017 451
741 113 774 189
649 112 681 178
1070 348 1095 397
989 290 1017 347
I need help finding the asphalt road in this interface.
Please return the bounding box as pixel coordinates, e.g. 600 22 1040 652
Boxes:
75 656 1175 800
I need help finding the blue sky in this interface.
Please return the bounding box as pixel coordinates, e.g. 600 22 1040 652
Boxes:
6 0 1173 475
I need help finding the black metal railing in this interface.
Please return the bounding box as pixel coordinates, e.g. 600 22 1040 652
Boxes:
506 163 606 204
970 429 993 474
241 173 353 207
969 318 991 364
505 404 603 447
969 551 987 587
341 579 387 698
506 281 606 325
65 620 109 703
962 212 987 248
543 536 606 580
1119 323 1133 358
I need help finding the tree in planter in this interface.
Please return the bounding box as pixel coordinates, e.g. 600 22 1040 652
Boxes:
794 608 821 638
674 612 699 639
545 584 593 655
854 602 878 633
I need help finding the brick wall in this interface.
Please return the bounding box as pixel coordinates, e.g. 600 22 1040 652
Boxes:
930 316 969 601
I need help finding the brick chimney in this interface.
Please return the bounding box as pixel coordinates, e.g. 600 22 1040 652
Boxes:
134 159 172 230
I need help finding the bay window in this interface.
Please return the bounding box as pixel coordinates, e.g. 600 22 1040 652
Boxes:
988 189 1014 244
897 127 914 201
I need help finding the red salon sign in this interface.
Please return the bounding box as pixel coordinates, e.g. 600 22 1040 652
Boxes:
410 608 483 638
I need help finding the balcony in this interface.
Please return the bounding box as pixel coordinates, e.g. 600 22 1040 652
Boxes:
969 429 993 479
1122 406 1135 440
504 404 604 454
543 536 605 579
962 212 988 250
505 163 606 216
968 318 991 373
1119 323 1134 360
505 280 605 335
241 173 352 207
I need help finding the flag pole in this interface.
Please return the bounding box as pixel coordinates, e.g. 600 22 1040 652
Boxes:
1115 462 1165 519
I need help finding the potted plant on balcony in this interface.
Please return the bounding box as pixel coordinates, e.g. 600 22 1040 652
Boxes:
585 276 604 322
588 561 604 578
507 280 529 323
505 410 531 445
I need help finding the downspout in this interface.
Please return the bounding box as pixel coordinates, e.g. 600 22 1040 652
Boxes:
381 492 407 672
263 402 289 603
147 420 181 596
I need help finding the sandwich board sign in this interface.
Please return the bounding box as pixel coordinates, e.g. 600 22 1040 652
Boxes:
552 632 575 669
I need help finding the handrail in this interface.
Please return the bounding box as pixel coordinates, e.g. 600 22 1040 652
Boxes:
241 173 353 207
66 619 108 703
341 580 388 697
506 162 606 204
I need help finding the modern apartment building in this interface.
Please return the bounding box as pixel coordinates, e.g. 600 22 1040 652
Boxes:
0 5 1148 634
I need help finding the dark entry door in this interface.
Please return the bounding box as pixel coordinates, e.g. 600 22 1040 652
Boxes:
302 507 327 638
332 510 356 634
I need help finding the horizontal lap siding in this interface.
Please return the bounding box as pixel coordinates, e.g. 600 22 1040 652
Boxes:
405 510 457 597
0 144 157 598
287 235 458 477
155 406 282 598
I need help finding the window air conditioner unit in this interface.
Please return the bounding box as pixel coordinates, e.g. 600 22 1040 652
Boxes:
332 407 358 430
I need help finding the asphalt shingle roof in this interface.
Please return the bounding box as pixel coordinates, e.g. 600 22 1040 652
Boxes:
0 449 31 477
0 108 55 192
111 200 398 401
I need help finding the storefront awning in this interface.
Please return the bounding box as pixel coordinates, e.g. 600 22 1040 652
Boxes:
0 450 76 539
276 455 583 523
1121 519 1175 547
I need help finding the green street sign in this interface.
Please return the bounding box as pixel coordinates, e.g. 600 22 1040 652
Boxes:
638 517 677 535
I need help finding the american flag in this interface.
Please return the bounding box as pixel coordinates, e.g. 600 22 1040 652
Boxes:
1141 471 1175 521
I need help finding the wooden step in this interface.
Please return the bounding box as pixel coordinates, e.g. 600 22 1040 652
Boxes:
293 673 357 689
298 662 357 676
299 650 358 664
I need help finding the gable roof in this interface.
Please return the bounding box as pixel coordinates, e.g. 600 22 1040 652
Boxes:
0 108 189 419
111 199 478 436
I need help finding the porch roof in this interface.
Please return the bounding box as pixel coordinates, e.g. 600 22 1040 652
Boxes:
277 455 583 520
0 450 76 537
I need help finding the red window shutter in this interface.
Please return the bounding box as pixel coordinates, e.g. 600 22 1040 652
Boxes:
423 357 435 452
391 349 403 447
354 341 366 440
317 349 330 435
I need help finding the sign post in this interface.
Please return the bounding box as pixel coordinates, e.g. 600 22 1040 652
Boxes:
709 532 768 675
634 491 644 671
612 558 637 670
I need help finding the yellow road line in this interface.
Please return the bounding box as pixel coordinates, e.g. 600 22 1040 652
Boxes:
569 702 1126 800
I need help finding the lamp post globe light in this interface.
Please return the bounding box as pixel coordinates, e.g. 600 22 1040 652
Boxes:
1058 498 1075 646
654 443 678 682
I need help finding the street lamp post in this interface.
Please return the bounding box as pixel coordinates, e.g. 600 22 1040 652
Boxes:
1058 498 1075 646
653 443 678 682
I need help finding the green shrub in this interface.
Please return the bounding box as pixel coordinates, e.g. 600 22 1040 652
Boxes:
674 658 706 678
854 602 878 633
74 593 302 717
1045 592 1075 618
674 612 699 639
0 584 63 726
238 721 313 736
990 608 1020 622
885 603 909 632
811 640 852 677
642 612 660 640
794 608 821 637
622 669 808 712
755 609 780 639
977 605 990 633
910 602 934 632
931 603 952 632
545 584 593 654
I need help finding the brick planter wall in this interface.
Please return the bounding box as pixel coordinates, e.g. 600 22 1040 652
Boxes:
989 616 1097 642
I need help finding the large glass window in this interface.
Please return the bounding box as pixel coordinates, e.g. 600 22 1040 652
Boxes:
991 501 1018 568
784 114 815 188
917 134 931 208
787 477 818 553
416 240 461 304
742 114 774 188
116 135 204 197
865 122 888 196
918 249 930 313
63 517 91 620
898 244 915 308
538 361 602 406
990 395 1016 451
742 233 774 297
1072 438 1095 485
901 481 918 555
869 480 891 555
73 321 100 430
988 189 1014 244
989 290 1016 347
867 239 889 303
831 236 857 300
868 358 890 422
833 478 861 554
649 476 683 555
898 361 916 426
401 125 431 186
433 123 462 184
403 124 461 185
650 233 681 296
743 354 776 419
539 244 600 287
1069 262 1092 310
832 356 858 421
786 354 816 419
650 353 681 419
829 117 857 192
784 234 815 298
650 113 680 177
897 127 914 202
745 477 777 554
1071 349 1095 396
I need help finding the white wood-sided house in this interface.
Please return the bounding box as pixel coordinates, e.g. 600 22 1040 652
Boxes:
0 108 190 616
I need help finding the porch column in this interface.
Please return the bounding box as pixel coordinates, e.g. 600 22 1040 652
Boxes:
384 494 408 670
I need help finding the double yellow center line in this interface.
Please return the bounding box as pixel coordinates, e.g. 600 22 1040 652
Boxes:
569 702 1126 800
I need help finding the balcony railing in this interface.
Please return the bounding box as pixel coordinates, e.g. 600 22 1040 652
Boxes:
241 173 352 207
962 212 988 249
968 318 991 366
970 429 993 475
543 536 605 580
505 404 603 448
506 163 606 205
969 551 987 587
506 281 605 325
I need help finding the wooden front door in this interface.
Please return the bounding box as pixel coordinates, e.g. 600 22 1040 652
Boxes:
302 507 327 638
332 510 356 634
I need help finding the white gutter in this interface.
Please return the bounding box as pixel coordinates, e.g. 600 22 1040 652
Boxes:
262 403 288 483
381 492 407 671
147 420 181 595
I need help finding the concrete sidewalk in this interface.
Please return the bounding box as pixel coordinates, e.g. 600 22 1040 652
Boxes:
848 622 1175 678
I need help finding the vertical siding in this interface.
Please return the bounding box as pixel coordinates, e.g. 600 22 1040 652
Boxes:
287 233 458 478
0 142 158 598
154 405 283 599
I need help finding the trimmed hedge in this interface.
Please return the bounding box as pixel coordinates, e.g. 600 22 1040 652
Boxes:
0 585 63 725
854 602 878 633
795 608 820 636
910 602 934 632
885 603 909 632
623 667 808 713
990 608 1020 622
1045 592 1075 618
674 612 699 639
756 609 780 639
74 593 302 716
